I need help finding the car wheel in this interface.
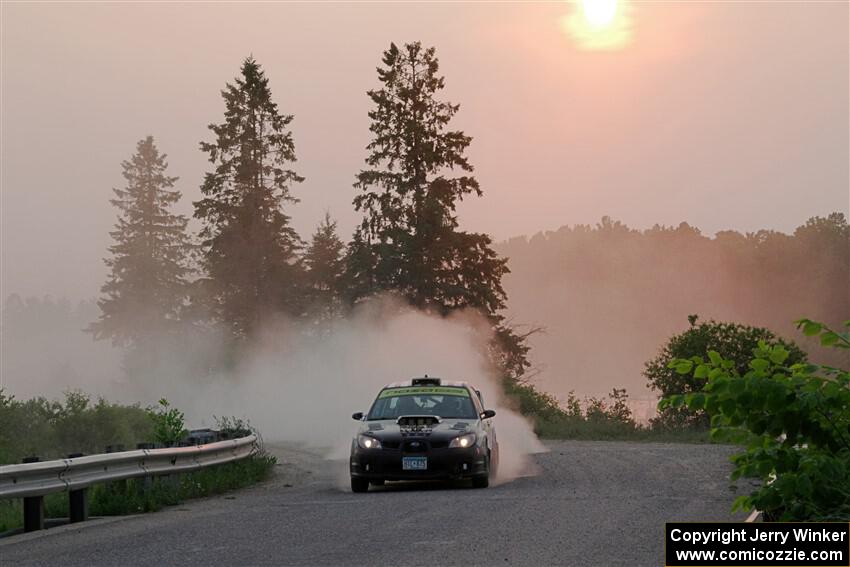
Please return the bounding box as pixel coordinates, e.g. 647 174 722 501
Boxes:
370 479 385 486
351 476 370 493
472 453 490 489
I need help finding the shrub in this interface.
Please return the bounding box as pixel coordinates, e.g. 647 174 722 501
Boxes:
646 315 806 429
146 398 187 447
0 391 152 464
504 379 645 440
661 318 850 521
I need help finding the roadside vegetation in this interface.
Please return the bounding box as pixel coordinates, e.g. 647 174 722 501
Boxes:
503 379 705 442
0 451 275 533
662 318 850 521
0 394 275 533
0 391 262 464
0 390 153 465
505 315 814 443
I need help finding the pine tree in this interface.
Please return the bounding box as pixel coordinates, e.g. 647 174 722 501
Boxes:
90 136 191 347
304 213 345 327
342 227 378 305
194 57 305 339
353 42 509 317
352 42 529 379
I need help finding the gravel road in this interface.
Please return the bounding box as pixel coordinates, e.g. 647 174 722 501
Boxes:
0 440 750 566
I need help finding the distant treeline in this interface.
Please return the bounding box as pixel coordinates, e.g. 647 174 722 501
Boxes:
496 214 849 399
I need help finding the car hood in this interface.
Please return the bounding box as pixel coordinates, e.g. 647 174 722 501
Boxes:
357 418 478 441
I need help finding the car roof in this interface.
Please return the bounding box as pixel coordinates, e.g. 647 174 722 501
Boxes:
382 379 473 389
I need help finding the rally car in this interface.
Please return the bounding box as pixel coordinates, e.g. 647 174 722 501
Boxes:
349 376 498 492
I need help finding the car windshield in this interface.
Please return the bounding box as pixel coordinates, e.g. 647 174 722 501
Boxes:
367 387 478 420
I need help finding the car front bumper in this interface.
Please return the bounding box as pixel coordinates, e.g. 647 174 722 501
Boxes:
350 445 488 481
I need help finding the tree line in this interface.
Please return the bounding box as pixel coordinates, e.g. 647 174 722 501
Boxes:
496 214 849 400
87 44 530 382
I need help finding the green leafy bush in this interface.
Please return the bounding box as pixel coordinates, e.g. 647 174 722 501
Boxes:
0 391 152 464
647 315 806 429
146 398 187 447
661 318 850 520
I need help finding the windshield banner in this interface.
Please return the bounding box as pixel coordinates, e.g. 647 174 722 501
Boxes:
378 387 470 398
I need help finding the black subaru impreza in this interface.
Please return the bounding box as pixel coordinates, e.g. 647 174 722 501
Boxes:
349 377 498 492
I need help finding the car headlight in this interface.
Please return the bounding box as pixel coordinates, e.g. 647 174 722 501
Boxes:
357 435 382 450
449 432 476 448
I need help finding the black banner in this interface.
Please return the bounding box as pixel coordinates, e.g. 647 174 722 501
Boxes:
665 523 850 567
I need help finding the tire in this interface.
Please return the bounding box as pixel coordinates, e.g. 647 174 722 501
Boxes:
472 452 491 489
351 476 370 493
370 479 385 486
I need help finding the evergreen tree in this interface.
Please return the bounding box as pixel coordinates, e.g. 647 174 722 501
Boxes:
194 57 305 339
89 136 191 347
304 213 346 327
353 42 509 316
352 42 528 378
342 227 378 305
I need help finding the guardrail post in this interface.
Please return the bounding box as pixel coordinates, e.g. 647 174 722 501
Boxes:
104 446 128 496
69 488 88 523
24 496 44 532
136 443 154 497
67 453 88 523
22 456 44 532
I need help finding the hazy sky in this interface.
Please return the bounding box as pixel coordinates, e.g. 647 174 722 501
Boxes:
2 1 848 300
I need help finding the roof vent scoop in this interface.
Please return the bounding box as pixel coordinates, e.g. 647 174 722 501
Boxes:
411 375 441 386
397 415 440 428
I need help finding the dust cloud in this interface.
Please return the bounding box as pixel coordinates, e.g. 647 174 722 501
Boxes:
1 296 545 484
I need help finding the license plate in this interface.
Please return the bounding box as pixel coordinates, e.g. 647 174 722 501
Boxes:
402 456 428 471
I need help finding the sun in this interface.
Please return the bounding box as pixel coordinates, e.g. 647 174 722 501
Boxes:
582 0 618 29
562 0 631 50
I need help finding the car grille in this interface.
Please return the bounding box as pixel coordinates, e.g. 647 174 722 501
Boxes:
402 440 428 453
380 439 449 451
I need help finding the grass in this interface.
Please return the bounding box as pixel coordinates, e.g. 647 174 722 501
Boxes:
502 377 715 444
0 451 276 534
534 416 713 443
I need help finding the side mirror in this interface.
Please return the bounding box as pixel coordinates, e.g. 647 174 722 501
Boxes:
352 412 364 421
481 409 496 419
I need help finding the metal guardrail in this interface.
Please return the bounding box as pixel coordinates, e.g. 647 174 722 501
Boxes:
0 435 257 532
